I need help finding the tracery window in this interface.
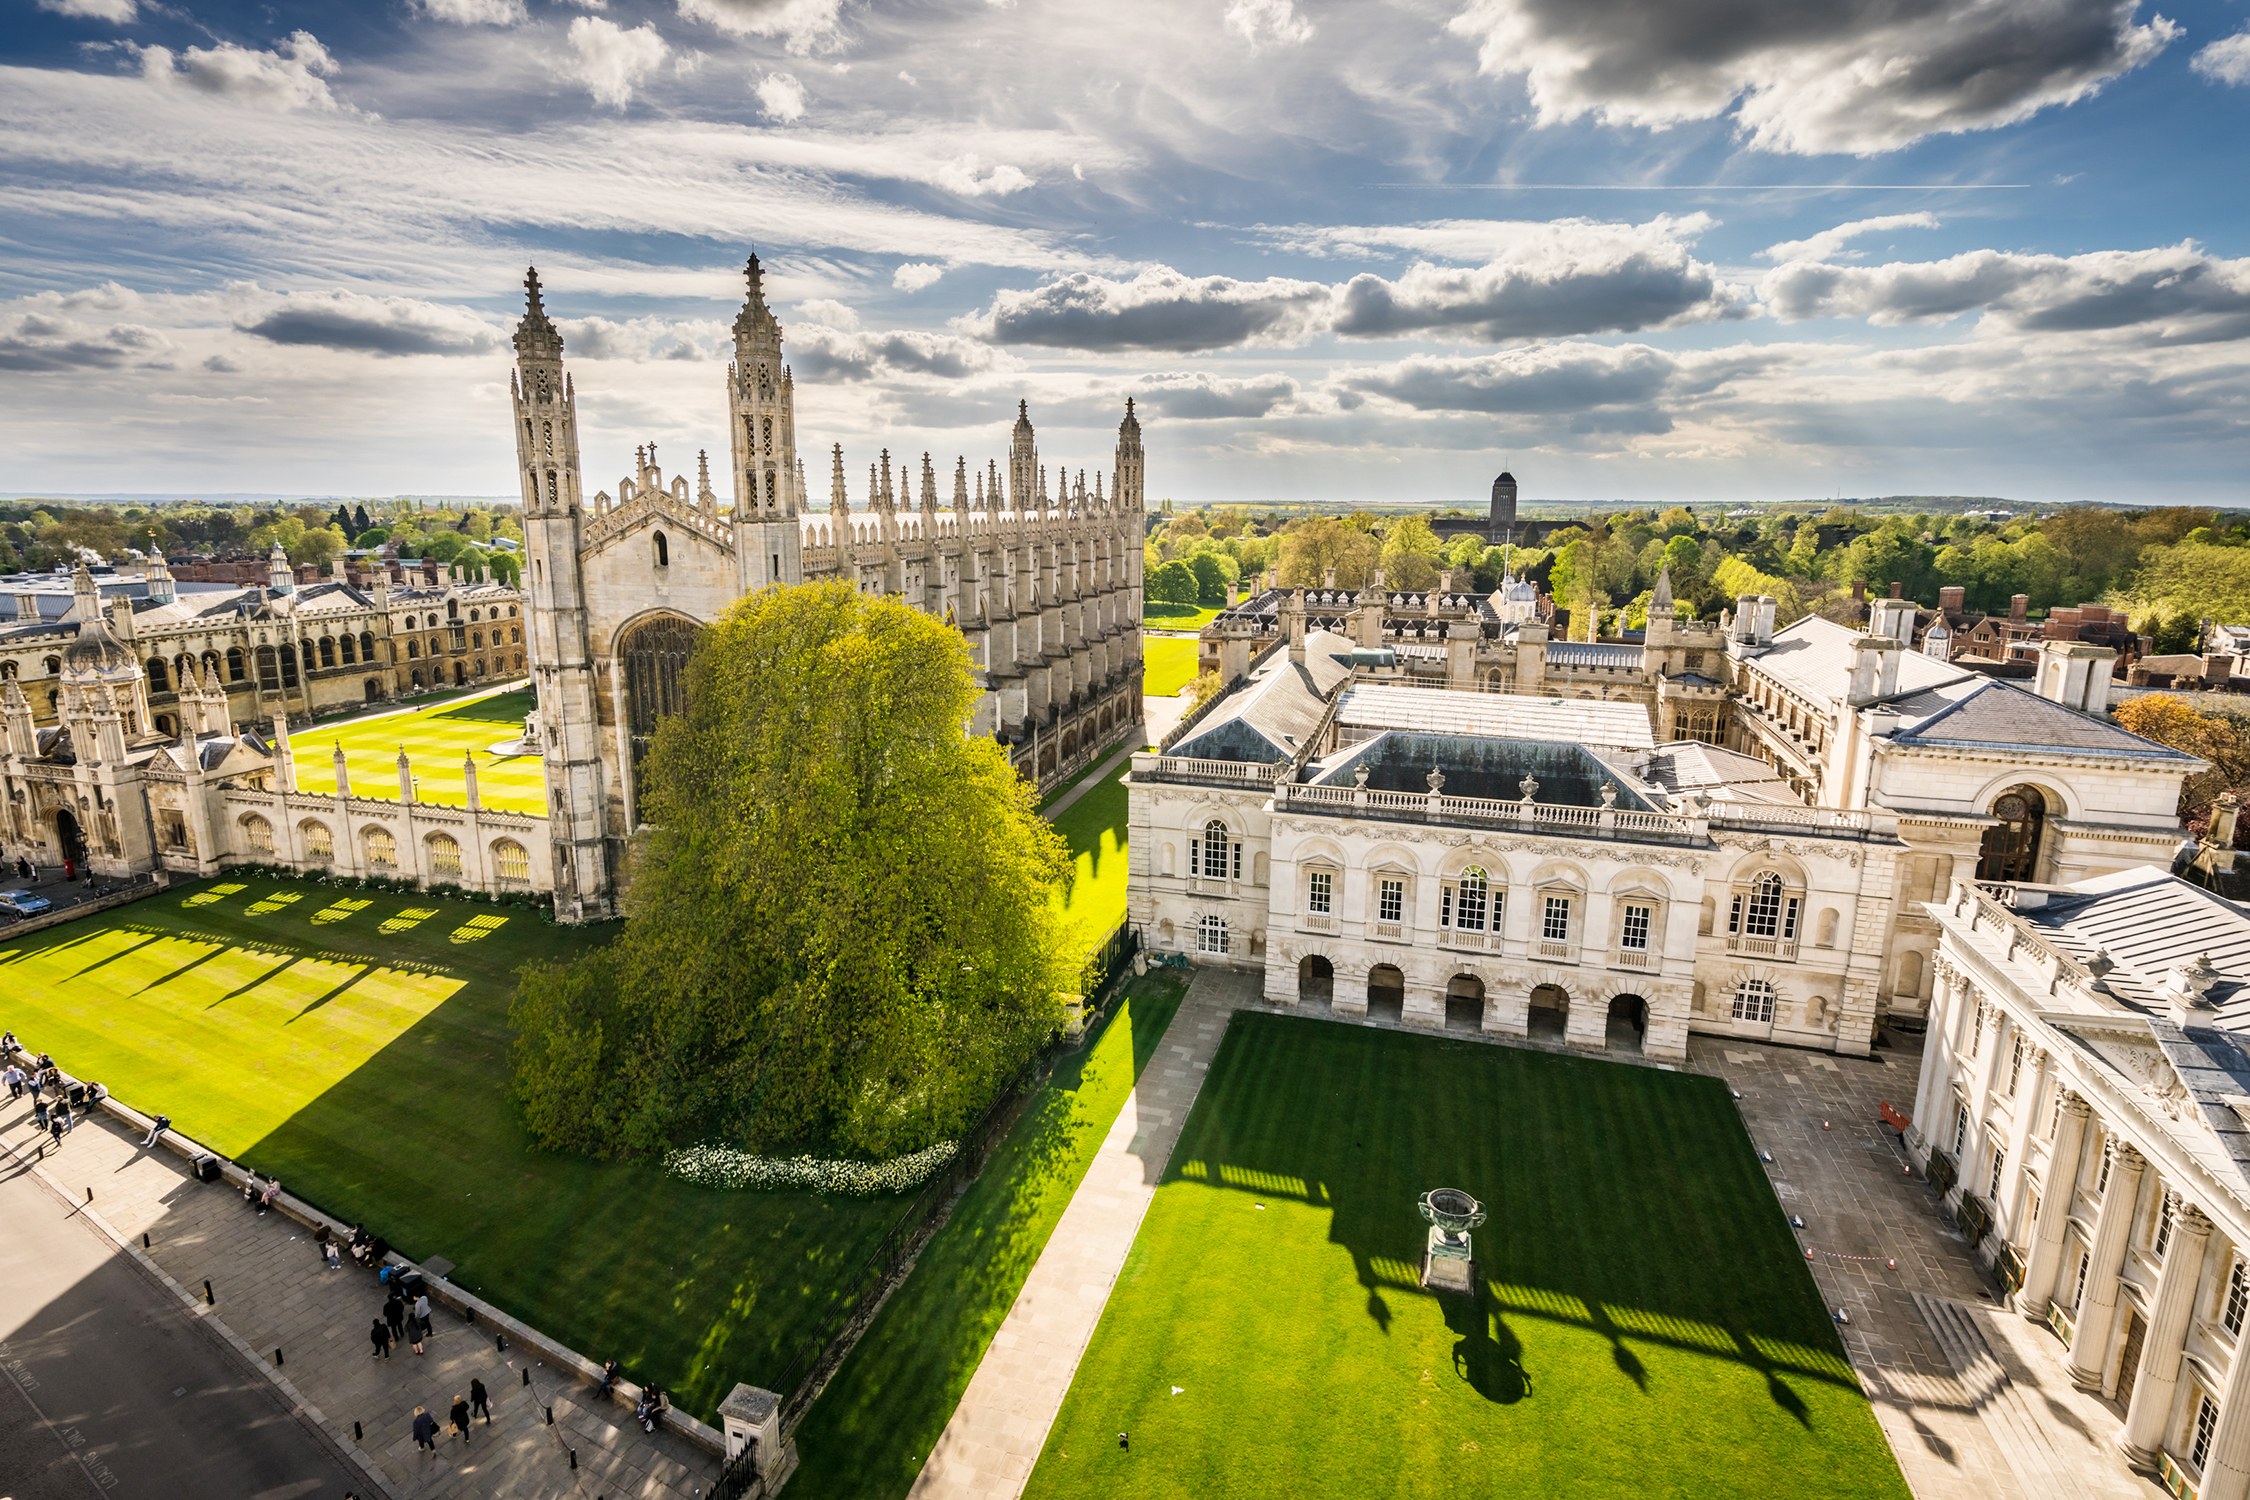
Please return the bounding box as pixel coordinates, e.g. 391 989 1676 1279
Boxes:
427 833 463 876
492 840 530 882
240 813 274 853
362 826 398 868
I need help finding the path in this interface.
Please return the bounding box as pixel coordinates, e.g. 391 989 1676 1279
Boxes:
0 1143 369 1499
1689 1034 2161 1500
0 1092 719 1500
908 966 1262 1500
1042 740 1137 821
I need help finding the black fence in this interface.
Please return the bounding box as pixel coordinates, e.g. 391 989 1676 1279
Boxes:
712 1443 765 1500
769 920 1141 1436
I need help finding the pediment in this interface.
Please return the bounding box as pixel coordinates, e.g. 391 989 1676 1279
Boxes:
2063 1021 2197 1122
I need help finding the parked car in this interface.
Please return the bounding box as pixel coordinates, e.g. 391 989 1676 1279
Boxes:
0 892 54 919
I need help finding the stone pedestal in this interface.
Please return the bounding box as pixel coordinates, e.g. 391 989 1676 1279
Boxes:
1421 1252 1475 1295
718 1383 797 1493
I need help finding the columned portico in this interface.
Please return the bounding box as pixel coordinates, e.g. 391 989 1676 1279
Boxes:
2021 1093 2092 1320
2120 1200 2213 1469
2069 1142 2147 1390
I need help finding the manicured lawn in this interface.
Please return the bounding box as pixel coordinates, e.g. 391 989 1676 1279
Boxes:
288 688 544 813
1025 1014 1910 1500
1049 766 1129 960
0 875 904 1420
791 974 1187 1498
1144 602 1223 630
1142 636 1201 699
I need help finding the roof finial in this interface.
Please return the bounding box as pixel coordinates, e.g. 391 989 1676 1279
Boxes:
524 266 545 317
746 253 763 300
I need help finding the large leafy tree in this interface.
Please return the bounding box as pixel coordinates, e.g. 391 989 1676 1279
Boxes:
511 583 1074 1161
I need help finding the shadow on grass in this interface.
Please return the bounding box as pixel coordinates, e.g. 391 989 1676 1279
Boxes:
788 974 1189 1500
430 689 534 725
1180 1014 1860 1421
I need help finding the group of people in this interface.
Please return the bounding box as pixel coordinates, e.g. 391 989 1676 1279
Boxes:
3 1039 104 1150
409 1383 492 1453
369 1280 436 1359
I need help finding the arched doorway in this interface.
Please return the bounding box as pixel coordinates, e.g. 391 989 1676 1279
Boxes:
1606 994 1648 1053
1977 785 2047 882
364 679 381 702
55 808 85 868
1298 954 1333 1007
453 662 467 687
1528 983 1568 1043
1445 974 1486 1031
1367 964 1405 1023
618 613 702 806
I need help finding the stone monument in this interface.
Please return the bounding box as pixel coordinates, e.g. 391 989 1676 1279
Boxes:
1419 1187 1486 1295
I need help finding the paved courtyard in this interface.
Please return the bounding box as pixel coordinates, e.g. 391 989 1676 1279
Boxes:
0 1090 720 1500
1686 1030 2163 1500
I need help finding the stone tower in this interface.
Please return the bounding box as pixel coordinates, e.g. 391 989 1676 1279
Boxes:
1113 397 1145 514
1488 470 1518 537
510 267 614 922
726 255 805 593
1008 400 1037 511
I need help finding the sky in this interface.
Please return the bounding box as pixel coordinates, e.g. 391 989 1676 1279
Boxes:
2 0 2248 510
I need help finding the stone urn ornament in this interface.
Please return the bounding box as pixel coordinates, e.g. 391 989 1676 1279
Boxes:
1418 1188 1486 1295
1518 774 1540 803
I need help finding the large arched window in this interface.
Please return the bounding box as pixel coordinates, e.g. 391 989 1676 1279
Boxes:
1195 819 1238 881
318 637 335 668
147 658 169 693
240 813 274 853
1731 979 1777 1024
361 630 376 660
427 832 462 876
1196 913 1229 954
1727 869 1801 952
618 613 703 806
301 820 334 860
362 826 398 868
1442 866 1493 933
407 640 420 659
226 646 245 682
1977 785 2048 883
492 839 530 883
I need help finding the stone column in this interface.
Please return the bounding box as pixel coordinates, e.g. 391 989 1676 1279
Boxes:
2191 1312 2250 1500
2021 1093 2093 1321
1999 1047 2048 1236
2120 1201 2214 1469
2068 1142 2148 1390
1906 966 1960 1157
1966 1001 2009 1147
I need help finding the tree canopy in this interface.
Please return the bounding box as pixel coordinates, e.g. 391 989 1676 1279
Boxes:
510 583 1074 1162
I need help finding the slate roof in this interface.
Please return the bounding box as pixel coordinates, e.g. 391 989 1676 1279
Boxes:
2023 868 2250 1017
1888 678 2198 762
1750 615 1966 704
1546 642 1643 670
1635 740 1794 794
1169 629 1354 764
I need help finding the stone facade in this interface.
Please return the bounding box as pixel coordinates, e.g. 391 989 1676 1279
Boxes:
1909 864 2250 1497
511 261 1147 921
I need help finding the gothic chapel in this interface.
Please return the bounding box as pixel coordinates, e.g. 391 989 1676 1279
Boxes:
511 260 1149 920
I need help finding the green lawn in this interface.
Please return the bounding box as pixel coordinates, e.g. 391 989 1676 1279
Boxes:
289 688 545 814
792 974 1188 1498
1144 602 1223 630
1025 1014 1909 1500
0 875 904 1420
1049 766 1129 961
1142 637 1202 699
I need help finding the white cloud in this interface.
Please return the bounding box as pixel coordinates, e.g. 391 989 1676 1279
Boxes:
675 0 844 55
415 0 529 24
755 70 807 122
893 262 944 292
234 287 502 356
960 266 1333 351
933 154 1032 197
1225 0 1314 51
2192 30 2250 85
133 31 341 113
1446 0 2178 155
554 313 717 360
1132 370 1301 420
1761 214 1941 263
795 297 858 329
568 16 670 109
0 288 172 371
1336 342 1680 430
898 70 916 85
1759 242 2250 343
787 325 1017 382
34 0 135 21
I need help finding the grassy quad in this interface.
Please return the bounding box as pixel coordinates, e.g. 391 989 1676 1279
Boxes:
0 875 905 1419
288 687 545 814
1048 766 1129 961
1025 1013 1910 1500
1141 637 1202 700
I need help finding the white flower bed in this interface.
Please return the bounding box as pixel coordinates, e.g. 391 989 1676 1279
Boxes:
664 1139 960 1196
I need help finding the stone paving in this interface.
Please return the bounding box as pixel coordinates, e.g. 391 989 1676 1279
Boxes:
907 965 1261 1500
1686 1032 2163 1500
0 1090 720 1500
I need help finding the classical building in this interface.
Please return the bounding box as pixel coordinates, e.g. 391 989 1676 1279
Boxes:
513 260 1147 920
1908 855 2250 1498
1143 575 2201 1055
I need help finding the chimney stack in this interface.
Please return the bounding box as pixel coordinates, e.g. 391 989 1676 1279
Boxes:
2010 594 2029 623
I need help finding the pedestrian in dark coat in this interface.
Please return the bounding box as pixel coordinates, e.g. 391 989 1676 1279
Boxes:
411 1406 437 1452
449 1394 471 1444
384 1291 406 1343
469 1378 490 1424
369 1319 391 1359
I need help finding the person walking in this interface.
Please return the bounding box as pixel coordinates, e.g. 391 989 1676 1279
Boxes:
469 1377 489 1425
369 1318 391 1359
411 1406 437 1454
449 1394 471 1445
411 1291 432 1356
3 1062 21 1099
48 1113 64 1149
383 1291 406 1345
